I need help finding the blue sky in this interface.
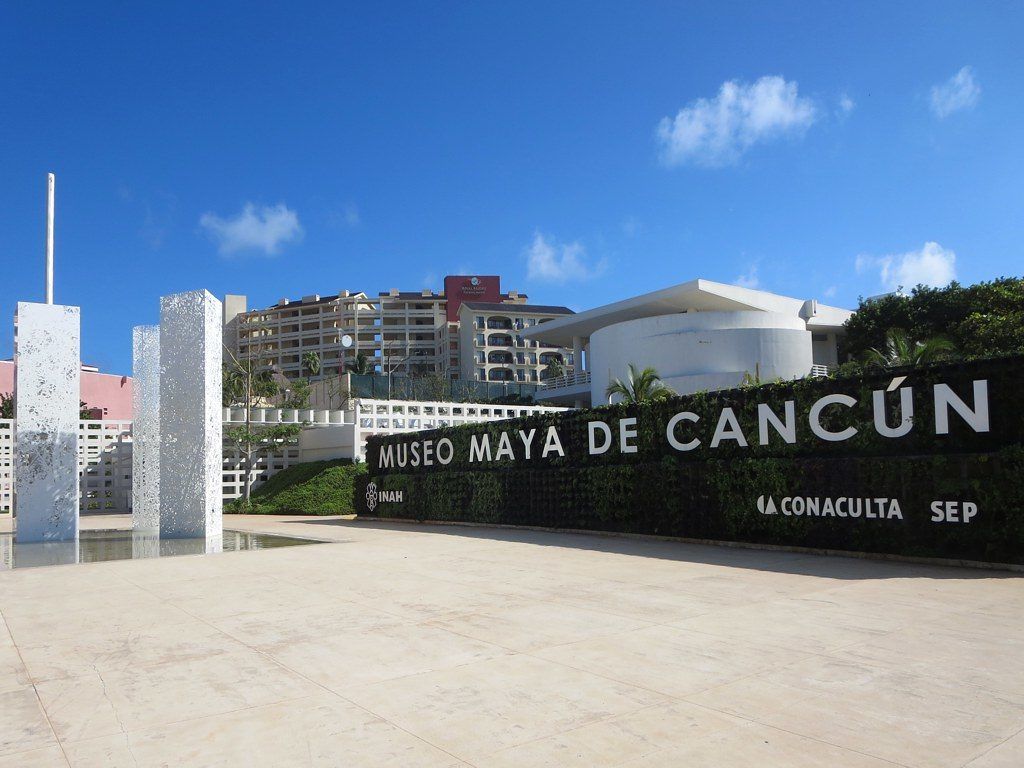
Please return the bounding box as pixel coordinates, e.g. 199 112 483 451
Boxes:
2 2 1022 375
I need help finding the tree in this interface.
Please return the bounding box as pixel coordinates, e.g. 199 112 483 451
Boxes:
605 364 675 404
842 278 1024 360
346 351 373 375
542 358 565 381
281 378 311 409
301 351 321 379
862 328 957 368
223 344 302 506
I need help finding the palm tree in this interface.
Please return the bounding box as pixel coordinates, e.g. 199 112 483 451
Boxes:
301 351 321 378
605 364 675 404
863 329 957 368
346 351 373 375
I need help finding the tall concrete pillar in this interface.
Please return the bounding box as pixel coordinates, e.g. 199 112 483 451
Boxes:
158 290 222 542
572 336 584 373
132 325 160 532
13 302 80 543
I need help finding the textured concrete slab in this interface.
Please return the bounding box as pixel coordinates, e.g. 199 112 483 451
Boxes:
13 302 80 542
158 290 221 541
131 325 160 533
0 514 1021 767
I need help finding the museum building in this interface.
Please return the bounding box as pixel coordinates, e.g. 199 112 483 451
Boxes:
524 279 854 407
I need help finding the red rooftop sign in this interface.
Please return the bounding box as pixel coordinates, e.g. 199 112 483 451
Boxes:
444 275 501 322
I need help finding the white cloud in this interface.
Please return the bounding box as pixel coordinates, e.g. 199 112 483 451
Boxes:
930 66 980 118
656 75 817 167
734 264 761 289
199 203 303 256
856 242 957 291
525 232 605 283
838 93 855 116
822 285 837 299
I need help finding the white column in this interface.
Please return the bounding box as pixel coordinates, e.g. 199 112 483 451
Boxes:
132 325 160 532
14 302 80 543
572 336 584 373
158 290 222 542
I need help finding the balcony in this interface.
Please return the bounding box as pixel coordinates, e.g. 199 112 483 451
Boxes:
487 333 513 347
486 316 513 330
487 351 514 365
540 370 591 390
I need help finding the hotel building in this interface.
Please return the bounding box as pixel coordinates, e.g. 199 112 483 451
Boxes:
224 275 576 384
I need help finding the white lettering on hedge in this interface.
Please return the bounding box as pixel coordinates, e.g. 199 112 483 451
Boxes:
542 425 564 458
808 394 858 442
758 401 796 445
518 429 537 460
619 417 638 454
589 421 612 454
934 380 989 435
710 407 747 448
469 434 491 463
495 432 515 461
666 412 700 451
370 377 995 466
761 495 903 520
435 438 454 465
873 387 914 438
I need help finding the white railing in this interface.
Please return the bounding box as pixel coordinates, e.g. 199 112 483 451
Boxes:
222 407 351 426
809 364 833 378
540 370 591 390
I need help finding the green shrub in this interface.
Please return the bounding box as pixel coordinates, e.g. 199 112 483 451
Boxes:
228 460 366 515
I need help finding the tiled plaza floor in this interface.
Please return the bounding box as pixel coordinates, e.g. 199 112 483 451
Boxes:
1 513 1021 767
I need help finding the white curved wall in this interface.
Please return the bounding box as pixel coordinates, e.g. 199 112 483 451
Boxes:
590 311 813 403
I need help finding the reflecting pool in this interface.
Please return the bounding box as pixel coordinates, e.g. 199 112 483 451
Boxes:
0 529 322 570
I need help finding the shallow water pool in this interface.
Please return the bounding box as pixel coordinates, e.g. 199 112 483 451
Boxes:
0 528 322 570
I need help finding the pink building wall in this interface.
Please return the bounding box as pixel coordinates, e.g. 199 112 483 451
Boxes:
0 360 133 420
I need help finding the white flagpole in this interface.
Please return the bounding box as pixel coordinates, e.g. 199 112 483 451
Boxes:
46 172 55 304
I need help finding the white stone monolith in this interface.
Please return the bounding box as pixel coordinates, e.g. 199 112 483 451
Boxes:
158 290 222 541
13 302 80 543
132 325 160 532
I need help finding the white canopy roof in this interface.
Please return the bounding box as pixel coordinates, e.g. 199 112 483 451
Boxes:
522 279 853 347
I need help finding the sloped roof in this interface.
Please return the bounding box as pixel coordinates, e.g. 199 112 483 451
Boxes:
521 279 853 347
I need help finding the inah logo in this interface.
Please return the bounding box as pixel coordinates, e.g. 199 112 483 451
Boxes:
756 495 777 515
470 277 480 286
365 482 378 512
365 482 404 512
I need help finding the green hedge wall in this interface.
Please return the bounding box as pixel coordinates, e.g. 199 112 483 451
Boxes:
358 356 1024 564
